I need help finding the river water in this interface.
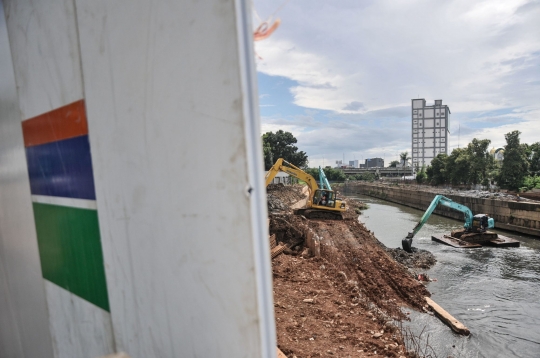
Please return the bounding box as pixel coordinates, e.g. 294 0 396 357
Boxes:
350 194 540 358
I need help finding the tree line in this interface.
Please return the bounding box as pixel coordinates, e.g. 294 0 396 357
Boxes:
262 129 540 191
422 130 540 191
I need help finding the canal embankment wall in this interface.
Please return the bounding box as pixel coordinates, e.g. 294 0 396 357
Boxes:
342 182 540 238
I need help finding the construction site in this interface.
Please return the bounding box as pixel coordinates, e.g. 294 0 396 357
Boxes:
267 183 436 357
1 1 539 358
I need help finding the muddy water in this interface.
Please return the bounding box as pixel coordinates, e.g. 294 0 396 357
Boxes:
350 194 540 358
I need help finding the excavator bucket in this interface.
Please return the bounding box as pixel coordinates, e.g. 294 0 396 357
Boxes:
402 238 413 253
402 232 414 252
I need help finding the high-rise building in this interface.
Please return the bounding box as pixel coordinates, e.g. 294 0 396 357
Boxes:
411 99 450 168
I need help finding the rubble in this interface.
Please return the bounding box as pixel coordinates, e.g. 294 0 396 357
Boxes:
375 182 537 202
384 247 437 270
267 184 307 213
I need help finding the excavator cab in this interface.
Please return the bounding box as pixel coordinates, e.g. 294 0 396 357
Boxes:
471 214 495 232
313 190 336 207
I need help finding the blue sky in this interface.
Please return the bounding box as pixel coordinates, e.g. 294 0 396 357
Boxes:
254 0 540 167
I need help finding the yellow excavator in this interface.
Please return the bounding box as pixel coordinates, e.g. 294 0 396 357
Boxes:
265 158 347 219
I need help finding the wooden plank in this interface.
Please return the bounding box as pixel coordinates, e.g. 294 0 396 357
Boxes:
425 297 470 336
271 245 286 259
276 347 288 358
269 234 276 249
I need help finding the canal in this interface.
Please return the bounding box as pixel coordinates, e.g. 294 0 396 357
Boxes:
350 194 540 358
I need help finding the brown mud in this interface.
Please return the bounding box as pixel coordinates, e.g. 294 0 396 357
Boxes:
268 185 435 358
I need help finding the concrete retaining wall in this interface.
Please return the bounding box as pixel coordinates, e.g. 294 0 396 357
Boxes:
343 182 540 237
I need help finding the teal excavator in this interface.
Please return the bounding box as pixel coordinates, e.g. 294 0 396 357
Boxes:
319 166 331 190
402 195 495 252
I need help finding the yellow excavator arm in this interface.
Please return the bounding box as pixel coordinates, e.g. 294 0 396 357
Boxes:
265 158 319 194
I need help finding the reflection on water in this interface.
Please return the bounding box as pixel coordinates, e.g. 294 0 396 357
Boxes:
350 194 540 358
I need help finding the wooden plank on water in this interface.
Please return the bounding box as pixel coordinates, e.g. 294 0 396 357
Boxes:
425 297 470 336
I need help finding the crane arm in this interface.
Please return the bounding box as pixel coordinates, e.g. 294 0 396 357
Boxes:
265 158 319 193
406 194 473 239
319 166 332 190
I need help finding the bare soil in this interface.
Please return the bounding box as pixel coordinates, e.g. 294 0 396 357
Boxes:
268 187 433 358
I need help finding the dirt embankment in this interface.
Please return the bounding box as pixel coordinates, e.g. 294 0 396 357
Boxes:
268 185 435 358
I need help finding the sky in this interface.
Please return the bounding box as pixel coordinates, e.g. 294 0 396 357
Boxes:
253 0 540 167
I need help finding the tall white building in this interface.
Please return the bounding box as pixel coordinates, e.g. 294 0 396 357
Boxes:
411 99 450 168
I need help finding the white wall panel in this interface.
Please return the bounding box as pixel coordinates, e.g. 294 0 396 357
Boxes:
75 0 274 357
0 2 54 356
45 282 114 358
4 0 83 119
424 108 434 118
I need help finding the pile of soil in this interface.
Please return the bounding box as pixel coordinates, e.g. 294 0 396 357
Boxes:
268 185 433 357
268 184 307 212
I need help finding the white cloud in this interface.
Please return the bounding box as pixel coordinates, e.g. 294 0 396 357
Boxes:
254 0 540 166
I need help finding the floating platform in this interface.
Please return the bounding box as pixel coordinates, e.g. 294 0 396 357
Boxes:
432 234 520 248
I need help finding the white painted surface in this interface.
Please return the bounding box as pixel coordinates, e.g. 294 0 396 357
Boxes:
0 2 54 356
45 281 114 358
4 0 83 120
75 0 273 357
4 1 116 356
234 0 276 355
31 195 97 210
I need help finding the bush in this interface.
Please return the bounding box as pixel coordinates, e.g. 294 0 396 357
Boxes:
416 166 427 184
522 175 540 191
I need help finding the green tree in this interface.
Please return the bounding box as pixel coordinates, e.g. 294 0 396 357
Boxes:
416 165 427 184
529 142 540 176
446 148 470 185
262 130 308 170
305 167 345 182
388 160 400 167
324 167 346 181
427 153 448 185
466 138 493 185
498 131 529 190
399 151 411 166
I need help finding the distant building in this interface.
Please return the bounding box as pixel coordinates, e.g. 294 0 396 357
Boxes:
365 158 384 168
265 171 290 184
412 99 450 167
349 160 359 168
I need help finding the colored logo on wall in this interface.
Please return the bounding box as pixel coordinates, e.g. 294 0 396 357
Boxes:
22 100 109 311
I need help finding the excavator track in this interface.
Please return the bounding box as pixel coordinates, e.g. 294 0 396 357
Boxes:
294 209 343 220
